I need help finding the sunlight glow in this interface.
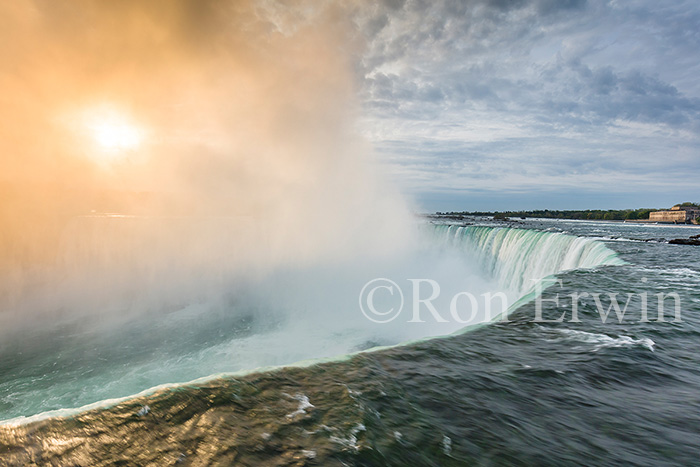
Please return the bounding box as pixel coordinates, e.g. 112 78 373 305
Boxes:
93 122 141 150
86 110 144 152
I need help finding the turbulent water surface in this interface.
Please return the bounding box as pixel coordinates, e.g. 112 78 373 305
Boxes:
2 218 700 466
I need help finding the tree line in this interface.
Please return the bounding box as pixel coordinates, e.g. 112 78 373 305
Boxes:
436 203 700 221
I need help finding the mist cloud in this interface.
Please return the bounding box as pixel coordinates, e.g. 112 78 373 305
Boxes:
0 0 411 315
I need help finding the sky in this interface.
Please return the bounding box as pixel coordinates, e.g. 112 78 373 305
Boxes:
351 0 700 212
1 0 699 229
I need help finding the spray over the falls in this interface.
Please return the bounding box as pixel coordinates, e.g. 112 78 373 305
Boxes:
0 0 411 329
1 224 622 423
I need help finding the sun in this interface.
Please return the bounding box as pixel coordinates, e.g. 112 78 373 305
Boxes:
84 108 145 153
93 120 142 150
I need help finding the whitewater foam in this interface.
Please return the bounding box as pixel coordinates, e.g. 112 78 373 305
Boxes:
550 329 655 352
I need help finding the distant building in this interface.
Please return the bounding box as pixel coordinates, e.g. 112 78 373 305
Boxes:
649 205 700 224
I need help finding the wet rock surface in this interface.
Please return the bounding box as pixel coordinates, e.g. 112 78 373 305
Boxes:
669 237 700 245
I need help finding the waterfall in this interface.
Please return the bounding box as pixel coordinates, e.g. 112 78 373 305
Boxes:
0 221 626 425
431 224 624 296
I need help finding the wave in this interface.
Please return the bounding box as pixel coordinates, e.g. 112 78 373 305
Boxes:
546 328 655 352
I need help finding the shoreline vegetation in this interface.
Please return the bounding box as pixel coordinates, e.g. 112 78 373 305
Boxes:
433 202 700 222
426 207 700 245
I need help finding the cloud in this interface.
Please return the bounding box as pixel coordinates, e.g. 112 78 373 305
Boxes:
353 0 700 209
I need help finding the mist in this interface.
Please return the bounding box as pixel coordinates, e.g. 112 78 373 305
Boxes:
0 0 415 319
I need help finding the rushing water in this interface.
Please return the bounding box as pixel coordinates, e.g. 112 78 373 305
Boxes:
1 218 700 466
0 218 619 424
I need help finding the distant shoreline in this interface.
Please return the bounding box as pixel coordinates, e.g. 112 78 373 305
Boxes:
428 206 700 225
425 213 700 227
